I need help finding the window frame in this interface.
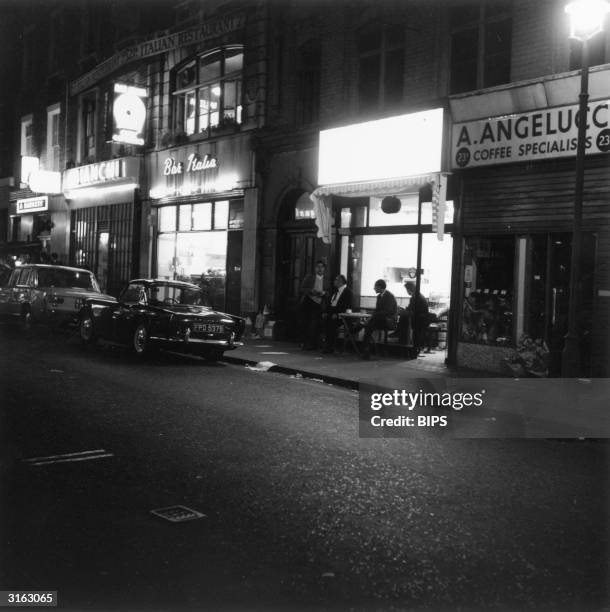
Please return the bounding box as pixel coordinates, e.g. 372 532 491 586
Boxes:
20 115 34 157
173 46 244 137
449 1 512 95
46 104 61 171
356 24 405 115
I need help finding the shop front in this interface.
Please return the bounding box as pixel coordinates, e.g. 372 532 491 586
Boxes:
7 192 69 264
450 67 610 377
146 137 255 315
62 156 142 296
308 109 455 361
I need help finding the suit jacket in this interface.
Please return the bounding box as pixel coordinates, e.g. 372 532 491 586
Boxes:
375 290 398 319
327 286 353 316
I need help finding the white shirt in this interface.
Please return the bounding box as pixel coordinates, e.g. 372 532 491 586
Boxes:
311 274 324 304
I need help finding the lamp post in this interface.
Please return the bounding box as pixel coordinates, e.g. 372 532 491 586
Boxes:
562 0 609 377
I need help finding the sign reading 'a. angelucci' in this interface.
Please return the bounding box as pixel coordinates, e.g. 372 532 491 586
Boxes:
451 100 610 169
71 12 246 95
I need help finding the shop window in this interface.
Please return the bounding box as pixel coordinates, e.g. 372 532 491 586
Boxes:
357 24 404 114
158 206 177 232
174 47 243 136
449 0 512 94
461 236 514 346
193 203 212 230
156 201 235 308
228 200 244 229
296 40 321 126
350 233 453 314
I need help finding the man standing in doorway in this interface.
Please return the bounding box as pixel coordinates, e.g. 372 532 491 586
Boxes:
395 281 430 358
299 260 328 349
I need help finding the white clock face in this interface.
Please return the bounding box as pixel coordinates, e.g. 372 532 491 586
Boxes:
113 92 146 132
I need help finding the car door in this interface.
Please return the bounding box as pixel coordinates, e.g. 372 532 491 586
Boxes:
8 268 32 317
112 283 146 342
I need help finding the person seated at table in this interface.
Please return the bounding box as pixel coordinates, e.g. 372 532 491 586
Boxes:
321 274 353 354
393 281 430 358
361 279 397 360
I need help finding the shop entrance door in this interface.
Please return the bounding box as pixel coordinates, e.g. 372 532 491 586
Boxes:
278 227 318 339
528 232 595 376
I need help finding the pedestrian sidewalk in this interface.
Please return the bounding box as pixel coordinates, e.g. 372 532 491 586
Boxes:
223 335 485 389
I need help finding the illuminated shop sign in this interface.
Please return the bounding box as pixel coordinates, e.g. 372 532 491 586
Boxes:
63 159 124 190
318 109 444 185
451 100 610 169
112 83 147 146
163 153 218 176
16 195 48 214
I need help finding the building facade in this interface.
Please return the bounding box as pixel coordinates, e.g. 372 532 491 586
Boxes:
2 0 609 375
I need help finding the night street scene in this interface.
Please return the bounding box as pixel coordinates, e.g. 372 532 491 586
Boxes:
0 0 609 611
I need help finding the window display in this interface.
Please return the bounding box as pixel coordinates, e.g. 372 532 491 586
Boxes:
461 236 514 345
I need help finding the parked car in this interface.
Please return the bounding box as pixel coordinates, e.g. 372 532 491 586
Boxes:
79 279 245 360
0 264 113 326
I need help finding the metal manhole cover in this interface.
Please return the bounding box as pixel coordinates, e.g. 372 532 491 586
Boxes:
150 505 207 523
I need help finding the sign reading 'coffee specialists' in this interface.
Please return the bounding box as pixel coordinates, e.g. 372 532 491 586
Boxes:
451 100 610 169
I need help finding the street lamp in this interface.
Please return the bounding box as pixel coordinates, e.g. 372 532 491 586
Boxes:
562 0 609 377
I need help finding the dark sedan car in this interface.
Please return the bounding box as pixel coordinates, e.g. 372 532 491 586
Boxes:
79 279 245 360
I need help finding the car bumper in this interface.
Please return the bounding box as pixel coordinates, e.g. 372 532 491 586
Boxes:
150 336 243 350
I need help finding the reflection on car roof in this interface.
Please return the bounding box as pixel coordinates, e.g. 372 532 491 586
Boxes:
18 264 93 274
131 278 200 289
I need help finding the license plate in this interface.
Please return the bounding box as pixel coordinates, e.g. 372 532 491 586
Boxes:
194 323 223 333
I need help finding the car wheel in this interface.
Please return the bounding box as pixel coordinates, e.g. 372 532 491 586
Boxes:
132 323 150 356
79 312 96 344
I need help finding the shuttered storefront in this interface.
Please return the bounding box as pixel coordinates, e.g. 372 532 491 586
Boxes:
456 156 610 376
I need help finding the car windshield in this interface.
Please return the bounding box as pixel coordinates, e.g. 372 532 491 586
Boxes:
37 268 98 291
148 283 208 306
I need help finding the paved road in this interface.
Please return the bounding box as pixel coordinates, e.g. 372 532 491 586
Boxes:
0 323 607 611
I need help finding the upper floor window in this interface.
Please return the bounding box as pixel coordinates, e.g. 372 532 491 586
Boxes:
173 47 243 137
20 115 33 157
449 0 512 95
296 40 321 126
47 104 61 172
357 24 405 114
79 92 97 161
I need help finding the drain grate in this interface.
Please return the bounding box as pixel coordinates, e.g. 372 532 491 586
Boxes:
150 505 207 523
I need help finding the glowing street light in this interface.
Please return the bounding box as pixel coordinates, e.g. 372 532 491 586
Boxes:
562 0 609 377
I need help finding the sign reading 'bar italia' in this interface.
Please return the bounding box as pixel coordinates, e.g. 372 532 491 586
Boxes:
451 100 610 169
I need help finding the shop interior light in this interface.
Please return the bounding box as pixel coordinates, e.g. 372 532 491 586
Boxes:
565 0 609 40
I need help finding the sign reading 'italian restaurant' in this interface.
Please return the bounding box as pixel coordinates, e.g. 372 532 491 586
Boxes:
451 100 610 169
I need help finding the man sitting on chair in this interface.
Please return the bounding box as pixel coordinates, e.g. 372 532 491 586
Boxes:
322 274 353 354
361 279 397 360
